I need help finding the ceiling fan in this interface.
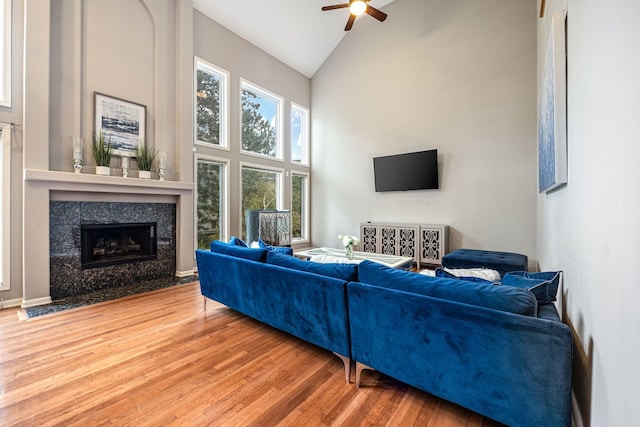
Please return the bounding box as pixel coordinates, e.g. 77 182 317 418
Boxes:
321 0 388 31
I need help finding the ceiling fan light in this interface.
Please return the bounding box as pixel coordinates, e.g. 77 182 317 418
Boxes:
349 1 367 16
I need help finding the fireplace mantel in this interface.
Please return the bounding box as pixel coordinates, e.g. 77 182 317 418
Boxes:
24 169 193 195
22 169 195 308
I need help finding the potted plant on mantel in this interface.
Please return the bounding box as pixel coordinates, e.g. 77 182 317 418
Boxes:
136 144 155 179
92 131 113 176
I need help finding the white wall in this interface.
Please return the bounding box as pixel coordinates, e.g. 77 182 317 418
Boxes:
537 0 640 425
311 0 538 265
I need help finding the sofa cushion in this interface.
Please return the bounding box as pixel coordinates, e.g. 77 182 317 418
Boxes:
210 240 268 262
266 251 358 282
358 260 538 317
257 238 294 255
502 271 561 304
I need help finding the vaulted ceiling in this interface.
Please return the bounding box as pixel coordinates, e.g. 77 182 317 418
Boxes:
192 0 396 78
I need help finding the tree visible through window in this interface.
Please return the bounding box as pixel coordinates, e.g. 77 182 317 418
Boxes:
195 59 227 146
291 173 307 240
241 166 279 241
196 159 225 249
241 82 281 158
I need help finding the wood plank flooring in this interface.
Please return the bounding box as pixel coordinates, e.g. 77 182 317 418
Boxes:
0 282 504 426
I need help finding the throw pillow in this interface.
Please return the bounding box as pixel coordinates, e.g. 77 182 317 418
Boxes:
502 271 561 304
257 238 294 255
210 240 268 263
434 267 497 285
228 236 248 247
266 251 358 282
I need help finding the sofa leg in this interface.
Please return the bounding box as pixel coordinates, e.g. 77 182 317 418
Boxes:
355 361 375 388
203 296 207 311
333 352 351 383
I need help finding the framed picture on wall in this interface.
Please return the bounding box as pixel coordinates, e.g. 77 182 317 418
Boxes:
538 10 568 193
94 92 146 157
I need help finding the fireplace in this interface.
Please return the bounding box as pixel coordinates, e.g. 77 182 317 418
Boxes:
49 201 176 300
81 223 157 269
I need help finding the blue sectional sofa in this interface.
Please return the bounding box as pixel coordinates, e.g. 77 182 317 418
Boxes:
196 241 572 427
195 242 353 381
350 261 572 427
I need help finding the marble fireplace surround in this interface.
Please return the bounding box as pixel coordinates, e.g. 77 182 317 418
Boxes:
23 169 195 308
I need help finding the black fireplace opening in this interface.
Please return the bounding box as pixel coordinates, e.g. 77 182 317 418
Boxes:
81 222 157 269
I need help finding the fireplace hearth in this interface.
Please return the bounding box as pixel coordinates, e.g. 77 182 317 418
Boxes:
81 223 157 269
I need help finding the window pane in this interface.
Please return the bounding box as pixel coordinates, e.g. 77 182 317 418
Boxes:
241 83 280 157
0 0 10 107
291 104 309 164
197 160 224 249
291 174 306 240
195 60 226 146
241 167 278 241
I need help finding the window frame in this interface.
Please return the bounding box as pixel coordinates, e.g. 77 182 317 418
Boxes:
239 161 284 241
290 171 310 244
194 153 230 250
1 124 11 290
194 57 229 150
0 0 11 108
290 102 310 166
239 79 284 161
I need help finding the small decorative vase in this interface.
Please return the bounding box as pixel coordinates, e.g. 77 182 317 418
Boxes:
95 166 110 176
138 170 151 179
345 244 354 260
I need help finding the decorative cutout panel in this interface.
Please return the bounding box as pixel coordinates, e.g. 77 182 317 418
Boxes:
361 224 379 253
361 222 447 268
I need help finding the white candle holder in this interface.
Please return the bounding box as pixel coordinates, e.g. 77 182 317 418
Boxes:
71 136 84 174
121 156 130 178
158 151 166 181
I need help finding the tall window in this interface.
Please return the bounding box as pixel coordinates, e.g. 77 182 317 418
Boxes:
241 164 282 241
195 157 228 249
195 58 228 148
291 103 309 165
241 80 283 159
291 173 309 242
0 0 11 107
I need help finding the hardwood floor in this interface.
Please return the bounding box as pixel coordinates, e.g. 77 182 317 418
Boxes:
0 283 504 426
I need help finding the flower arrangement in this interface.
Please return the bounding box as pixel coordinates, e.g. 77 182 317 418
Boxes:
338 234 359 260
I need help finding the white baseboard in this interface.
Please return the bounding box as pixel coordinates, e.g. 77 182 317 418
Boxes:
21 296 53 308
175 269 196 278
0 297 23 309
571 391 584 427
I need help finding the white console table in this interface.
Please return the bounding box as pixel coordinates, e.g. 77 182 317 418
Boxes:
360 222 448 268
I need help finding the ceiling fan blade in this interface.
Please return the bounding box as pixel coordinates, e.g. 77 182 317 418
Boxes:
321 4 350 11
344 14 356 31
365 5 388 22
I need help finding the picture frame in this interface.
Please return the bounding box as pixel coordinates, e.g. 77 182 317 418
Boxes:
94 92 146 157
538 10 567 193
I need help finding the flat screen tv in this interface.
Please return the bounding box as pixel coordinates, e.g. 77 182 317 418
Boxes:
373 149 439 192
